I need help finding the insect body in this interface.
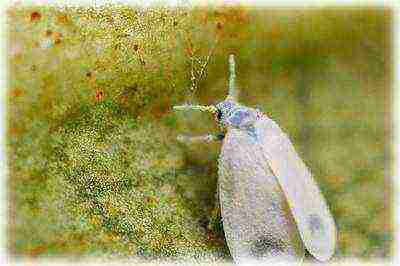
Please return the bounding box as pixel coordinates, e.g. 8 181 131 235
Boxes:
173 55 337 263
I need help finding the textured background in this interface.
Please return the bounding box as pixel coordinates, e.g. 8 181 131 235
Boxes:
7 4 393 261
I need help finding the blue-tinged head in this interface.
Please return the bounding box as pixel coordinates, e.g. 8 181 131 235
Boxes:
215 100 258 130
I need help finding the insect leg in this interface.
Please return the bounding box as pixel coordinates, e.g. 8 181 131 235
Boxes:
176 133 224 143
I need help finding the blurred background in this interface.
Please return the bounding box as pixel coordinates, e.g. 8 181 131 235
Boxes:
7 4 393 261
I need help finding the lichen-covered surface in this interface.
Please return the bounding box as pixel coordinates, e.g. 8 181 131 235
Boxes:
7 4 393 262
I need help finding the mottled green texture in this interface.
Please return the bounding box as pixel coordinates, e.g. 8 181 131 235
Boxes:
7 4 392 261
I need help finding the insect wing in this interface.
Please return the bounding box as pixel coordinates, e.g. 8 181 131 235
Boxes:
257 116 337 261
218 128 305 263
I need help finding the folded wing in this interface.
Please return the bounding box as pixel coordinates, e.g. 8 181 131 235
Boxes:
256 116 337 261
218 128 305 263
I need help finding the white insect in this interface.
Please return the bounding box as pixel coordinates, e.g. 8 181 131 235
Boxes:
173 55 337 264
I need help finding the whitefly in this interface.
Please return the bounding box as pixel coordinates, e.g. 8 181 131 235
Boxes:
173 55 337 264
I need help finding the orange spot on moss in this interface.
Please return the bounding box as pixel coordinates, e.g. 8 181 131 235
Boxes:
95 89 104 101
10 88 23 97
270 24 282 40
185 46 193 57
216 21 223 30
57 13 69 24
237 9 249 24
30 11 41 22
9 127 21 136
51 32 62 44
28 244 48 257
150 97 171 119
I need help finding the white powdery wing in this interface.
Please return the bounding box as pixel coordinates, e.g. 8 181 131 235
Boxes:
218 128 305 264
256 116 337 261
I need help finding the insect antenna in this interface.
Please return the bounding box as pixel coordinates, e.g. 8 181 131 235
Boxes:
227 54 238 101
172 104 217 114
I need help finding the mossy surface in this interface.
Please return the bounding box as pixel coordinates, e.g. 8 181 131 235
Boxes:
7 4 393 261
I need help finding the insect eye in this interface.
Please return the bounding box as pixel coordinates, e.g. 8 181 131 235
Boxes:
215 109 223 121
